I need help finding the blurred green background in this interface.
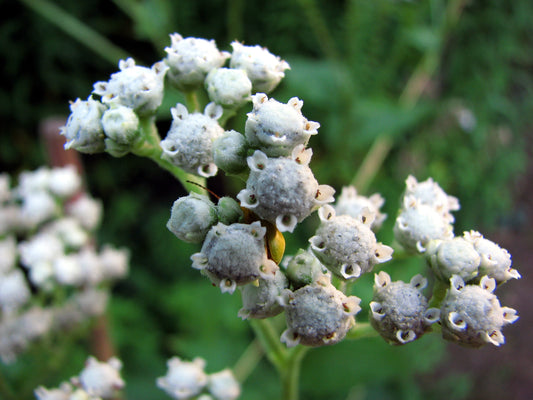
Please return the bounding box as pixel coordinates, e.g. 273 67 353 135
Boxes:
1 0 532 399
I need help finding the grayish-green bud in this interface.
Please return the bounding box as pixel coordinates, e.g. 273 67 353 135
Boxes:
244 94 319 157
216 197 243 225
426 236 481 283
213 130 249 175
191 222 278 294
309 205 393 280
238 270 288 320
205 68 252 109
279 276 361 347
237 146 334 233
60 96 106 154
440 275 518 347
167 193 217 243
282 248 329 289
369 271 440 345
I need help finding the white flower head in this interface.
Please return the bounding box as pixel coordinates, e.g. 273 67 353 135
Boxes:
212 130 249 175
48 165 82 199
191 221 278 294
156 357 208 399
0 173 11 202
237 147 334 232
164 33 230 91
93 58 168 116
205 67 252 109
34 382 74 400
230 42 290 93
66 194 103 231
245 94 319 157
99 245 130 280
207 369 240 400
335 186 386 231
425 236 481 283
161 102 224 177
394 196 454 254
369 271 439 344
74 356 124 398
19 190 59 228
279 277 361 347
440 275 518 347
463 230 520 284
309 205 393 280
403 175 459 222
60 96 106 154
0 269 31 314
282 248 330 289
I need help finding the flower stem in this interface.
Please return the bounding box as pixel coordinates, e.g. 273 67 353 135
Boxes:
133 116 206 194
232 339 264 383
184 91 201 113
280 345 309 400
346 322 379 340
249 319 286 370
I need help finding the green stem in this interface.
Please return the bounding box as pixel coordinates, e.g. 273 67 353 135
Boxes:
428 278 449 309
19 0 129 65
232 339 264 383
184 91 201 113
133 117 206 194
249 319 287 370
280 346 309 400
346 322 379 340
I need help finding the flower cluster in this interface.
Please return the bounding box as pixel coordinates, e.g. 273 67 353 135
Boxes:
389 175 520 347
52 31 522 400
157 357 240 400
0 166 129 363
35 356 125 400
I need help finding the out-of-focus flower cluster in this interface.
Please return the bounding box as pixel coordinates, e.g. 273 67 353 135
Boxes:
0 166 129 364
34 355 240 400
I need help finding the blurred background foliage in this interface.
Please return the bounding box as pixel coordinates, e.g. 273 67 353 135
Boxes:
1 0 532 399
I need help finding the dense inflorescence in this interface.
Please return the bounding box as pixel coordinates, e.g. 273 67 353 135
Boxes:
45 31 523 400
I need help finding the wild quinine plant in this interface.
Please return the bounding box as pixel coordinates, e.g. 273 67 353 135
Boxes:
47 33 520 400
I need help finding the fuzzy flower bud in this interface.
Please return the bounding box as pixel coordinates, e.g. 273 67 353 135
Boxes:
61 97 106 154
369 271 440 344
207 369 241 400
205 68 252 109
463 230 520 284
403 175 459 222
164 34 230 91
93 58 167 115
101 105 140 156
215 196 243 225
279 276 361 347
157 357 208 399
167 193 218 243
161 102 224 177
440 275 518 347
309 205 393 280
282 248 330 289
394 196 454 253
212 130 249 175
34 382 74 400
74 356 124 399
191 221 277 294
237 146 334 232
334 186 386 231
245 94 319 157
230 42 290 93
426 236 481 282
238 270 288 319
